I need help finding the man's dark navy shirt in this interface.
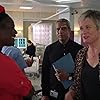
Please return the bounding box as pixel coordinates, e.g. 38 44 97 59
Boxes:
42 39 83 99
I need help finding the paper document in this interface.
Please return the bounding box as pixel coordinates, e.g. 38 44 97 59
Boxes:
52 53 75 73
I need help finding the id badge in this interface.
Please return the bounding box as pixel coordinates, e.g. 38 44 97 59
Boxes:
50 90 58 98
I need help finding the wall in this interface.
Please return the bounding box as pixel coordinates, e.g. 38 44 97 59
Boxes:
24 20 58 43
7 11 58 38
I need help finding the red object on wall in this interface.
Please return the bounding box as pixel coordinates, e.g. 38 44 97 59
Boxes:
0 5 5 13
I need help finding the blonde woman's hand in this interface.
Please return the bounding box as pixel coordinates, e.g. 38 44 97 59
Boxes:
65 90 75 100
41 96 49 100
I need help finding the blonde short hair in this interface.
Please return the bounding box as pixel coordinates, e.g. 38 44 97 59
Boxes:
79 10 100 30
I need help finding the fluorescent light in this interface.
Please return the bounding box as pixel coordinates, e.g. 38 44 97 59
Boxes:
33 7 69 26
26 0 33 1
43 7 69 20
52 0 81 3
19 6 33 9
53 0 71 2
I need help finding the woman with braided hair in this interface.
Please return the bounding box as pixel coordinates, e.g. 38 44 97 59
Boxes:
0 5 32 100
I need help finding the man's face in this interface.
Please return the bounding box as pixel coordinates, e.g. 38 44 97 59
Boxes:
0 17 17 47
56 22 70 43
27 43 31 46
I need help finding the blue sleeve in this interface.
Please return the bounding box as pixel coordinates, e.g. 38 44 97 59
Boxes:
2 46 27 70
14 50 27 70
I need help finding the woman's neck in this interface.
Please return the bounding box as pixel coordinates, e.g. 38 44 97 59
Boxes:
88 38 100 54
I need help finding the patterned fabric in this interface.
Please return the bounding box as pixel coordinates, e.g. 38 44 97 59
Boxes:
70 47 88 100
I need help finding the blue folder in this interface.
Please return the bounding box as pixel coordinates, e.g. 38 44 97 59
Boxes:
52 53 75 73
52 53 75 89
61 80 73 89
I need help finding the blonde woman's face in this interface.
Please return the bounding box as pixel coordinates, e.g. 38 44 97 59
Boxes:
79 18 100 45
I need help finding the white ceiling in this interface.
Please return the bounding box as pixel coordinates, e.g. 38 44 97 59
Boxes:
0 0 100 13
0 0 58 12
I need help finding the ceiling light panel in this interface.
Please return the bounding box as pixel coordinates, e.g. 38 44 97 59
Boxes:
19 6 33 9
52 0 81 3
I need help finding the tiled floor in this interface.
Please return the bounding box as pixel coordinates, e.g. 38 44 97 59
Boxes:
26 72 42 90
26 72 42 100
24 61 42 99
30 74 41 90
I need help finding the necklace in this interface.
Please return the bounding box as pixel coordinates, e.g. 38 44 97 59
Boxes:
98 53 100 81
